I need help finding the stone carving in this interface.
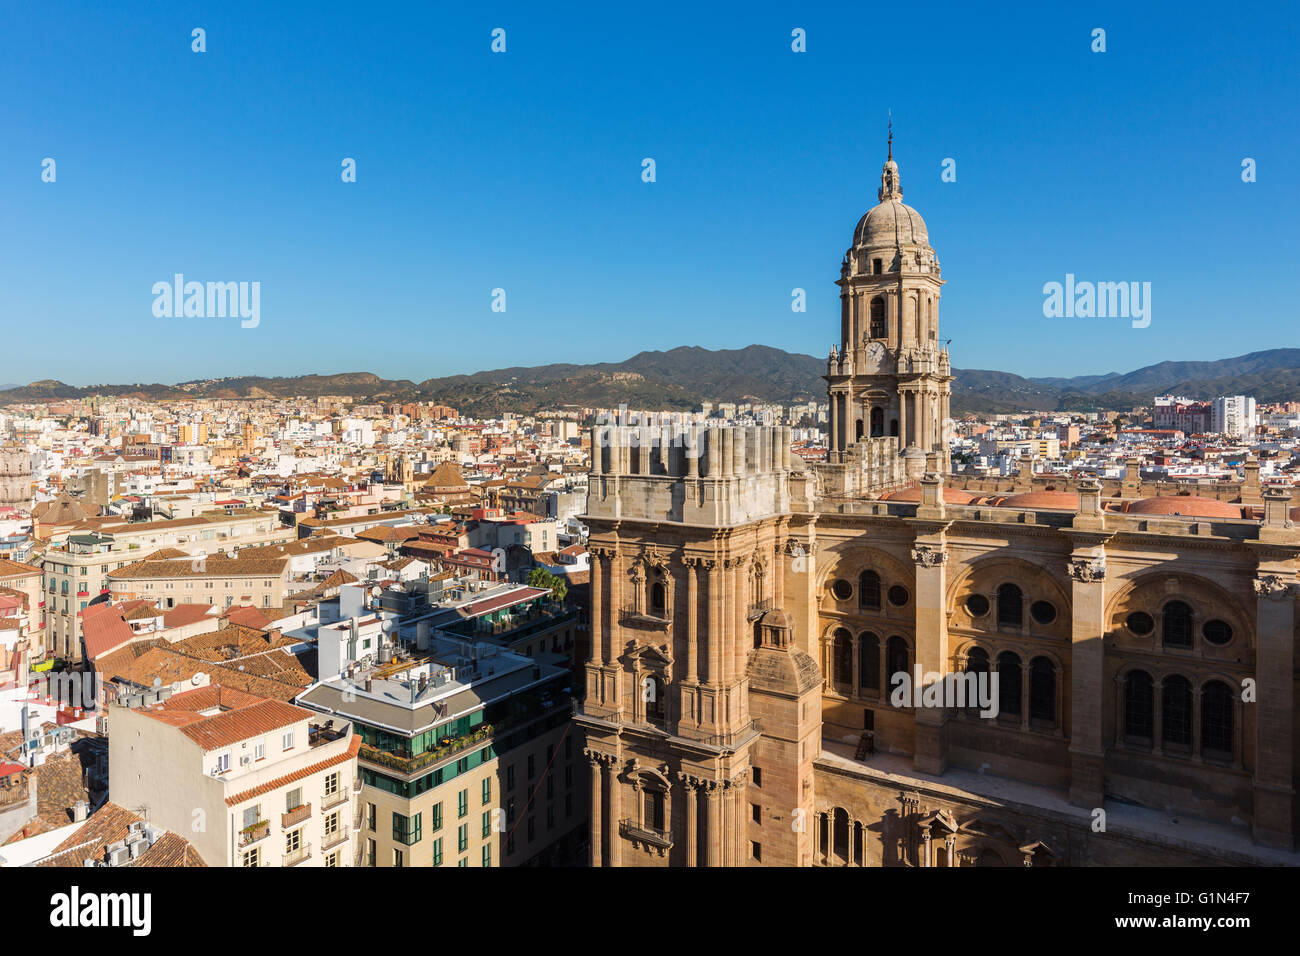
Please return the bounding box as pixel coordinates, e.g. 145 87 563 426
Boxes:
1068 558 1106 583
1254 574 1296 599
911 545 947 568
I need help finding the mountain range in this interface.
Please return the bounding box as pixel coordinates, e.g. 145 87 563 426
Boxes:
4 346 1299 417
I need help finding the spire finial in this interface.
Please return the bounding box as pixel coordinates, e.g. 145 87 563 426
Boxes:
887 111 893 161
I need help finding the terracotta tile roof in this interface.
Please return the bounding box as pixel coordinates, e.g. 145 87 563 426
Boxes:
141 690 312 751
162 603 218 628
219 605 274 630
33 802 206 867
0 558 42 579
81 604 137 661
224 735 361 806
109 555 289 580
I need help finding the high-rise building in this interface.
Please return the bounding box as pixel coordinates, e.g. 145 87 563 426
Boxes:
1212 395 1257 439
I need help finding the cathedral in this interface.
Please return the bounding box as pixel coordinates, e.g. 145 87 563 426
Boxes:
575 143 1300 866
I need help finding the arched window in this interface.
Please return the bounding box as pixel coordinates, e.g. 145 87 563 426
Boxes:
833 629 853 686
833 808 850 861
644 675 665 723
855 419 864 441
964 647 990 715
886 636 909 693
1029 657 1056 722
997 652 1021 717
1124 670 1154 740
650 581 666 616
1162 675 1193 747
997 584 1023 629
1201 680 1234 756
869 297 887 338
870 407 884 438
1162 601 1193 648
858 632 880 691
858 571 882 610
818 813 829 857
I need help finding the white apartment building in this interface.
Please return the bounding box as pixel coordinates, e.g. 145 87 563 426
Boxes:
1212 395 1257 439
109 684 360 867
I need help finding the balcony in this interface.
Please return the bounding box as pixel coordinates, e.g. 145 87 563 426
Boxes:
618 606 671 632
282 802 312 828
352 776 362 793
322 830 349 852
283 842 312 867
309 720 351 748
746 598 773 622
238 820 270 848
358 723 497 776
322 789 349 812
619 819 673 855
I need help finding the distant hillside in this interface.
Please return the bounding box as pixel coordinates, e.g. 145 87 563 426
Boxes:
5 346 1300 416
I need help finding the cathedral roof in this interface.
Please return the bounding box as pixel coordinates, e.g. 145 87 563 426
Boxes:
1124 496 1245 519
995 490 1080 511
853 197 929 249
881 484 975 504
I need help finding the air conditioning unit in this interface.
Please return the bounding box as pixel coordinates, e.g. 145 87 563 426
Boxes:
106 846 130 867
240 755 252 766
96 717 109 734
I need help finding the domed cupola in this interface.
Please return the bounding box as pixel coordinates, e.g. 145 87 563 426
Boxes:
850 127 931 255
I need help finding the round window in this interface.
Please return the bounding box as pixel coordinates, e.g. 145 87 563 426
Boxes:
1126 611 1154 636
1203 619 1233 646
1030 600 1057 625
965 594 990 617
887 585 910 607
831 579 852 601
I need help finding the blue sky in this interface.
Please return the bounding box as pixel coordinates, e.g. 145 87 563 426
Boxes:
2 0 1297 387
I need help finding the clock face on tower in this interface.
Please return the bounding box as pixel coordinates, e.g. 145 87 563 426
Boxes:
865 340 888 371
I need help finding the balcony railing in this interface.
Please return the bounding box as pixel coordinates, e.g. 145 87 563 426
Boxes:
321 789 349 811
358 723 497 776
282 802 312 828
283 842 312 867
746 598 773 621
238 821 270 847
321 830 349 852
619 819 672 850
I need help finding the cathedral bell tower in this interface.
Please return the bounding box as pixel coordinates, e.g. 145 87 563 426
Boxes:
825 128 952 476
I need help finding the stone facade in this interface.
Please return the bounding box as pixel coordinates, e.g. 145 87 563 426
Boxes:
576 147 1300 867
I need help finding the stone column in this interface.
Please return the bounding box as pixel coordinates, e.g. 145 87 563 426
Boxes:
607 548 622 666
706 559 720 688
685 558 699 684
1068 550 1107 807
732 771 749 865
590 549 605 667
705 782 722 866
607 759 623 866
679 774 699 867
910 540 949 774
585 751 603 867
1253 572 1296 848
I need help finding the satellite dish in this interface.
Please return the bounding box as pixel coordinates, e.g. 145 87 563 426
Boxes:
191 672 207 686
371 586 382 598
